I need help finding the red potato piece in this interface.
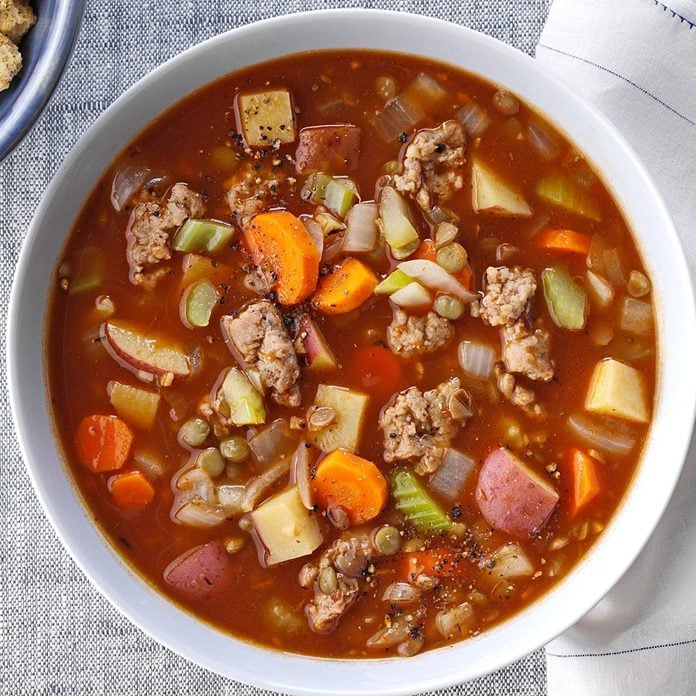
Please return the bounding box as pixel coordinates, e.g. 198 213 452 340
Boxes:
295 125 361 174
296 314 337 371
475 448 559 539
163 541 237 599
101 321 190 381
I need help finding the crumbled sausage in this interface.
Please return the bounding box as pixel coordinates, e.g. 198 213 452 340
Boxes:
227 162 283 222
125 183 204 286
502 320 554 382
221 300 300 407
495 365 544 417
393 120 466 211
379 378 463 475
387 309 453 357
0 0 36 45
475 266 537 326
0 33 22 92
305 574 360 635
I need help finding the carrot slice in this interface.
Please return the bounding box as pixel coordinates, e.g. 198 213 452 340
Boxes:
312 450 388 525
109 471 155 510
312 258 378 314
537 229 591 255
569 448 602 516
75 415 133 473
347 345 403 400
244 210 320 305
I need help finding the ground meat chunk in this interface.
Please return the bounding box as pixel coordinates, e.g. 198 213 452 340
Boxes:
227 162 284 222
495 365 544 417
221 300 300 407
387 309 453 357
475 266 537 326
305 575 360 635
125 183 204 286
502 320 554 382
393 120 466 211
0 0 36 44
0 33 21 92
379 377 464 475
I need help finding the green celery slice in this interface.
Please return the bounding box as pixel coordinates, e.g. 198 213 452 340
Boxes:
374 269 414 295
535 175 602 221
323 179 356 217
303 172 332 204
390 468 451 534
220 368 266 426
67 246 106 294
173 219 235 254
542 267 587 330
182 278 219 328
378 187 420 258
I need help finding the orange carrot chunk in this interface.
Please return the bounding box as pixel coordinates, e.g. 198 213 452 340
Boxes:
75 415 133 473
312 257 378 314
348 345 403 401
244 210 320 305
109 471 155 510
537 229 591 255
569 448 602 516
312 450 388 525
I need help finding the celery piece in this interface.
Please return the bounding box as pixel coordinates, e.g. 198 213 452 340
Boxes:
378 186 420 258
323 179 356 217
374 268 414 295
542 267 587 330
303 172 332 205
181 278 219 328
172 219 235 254
390 468 451 534
535 175 602 221
220 368 266 426
67 246 106 295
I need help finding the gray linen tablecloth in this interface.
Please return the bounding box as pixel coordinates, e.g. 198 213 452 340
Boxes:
0 1 550 693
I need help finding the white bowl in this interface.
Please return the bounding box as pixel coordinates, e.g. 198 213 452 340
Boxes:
7 9 696 695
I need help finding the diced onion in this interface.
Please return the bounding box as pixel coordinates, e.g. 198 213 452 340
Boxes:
567 413 637 455
489 543 534 579
604 248 627 285
526 120 560 161
458 340 496 380
174 500 227 528
343 202 378 253
586 270 615 308
382 582 420 604
435 602 474 639
303 218 324 257
429 448 475 501
373 94 424 142
367 617 412 648
217 484 246 514
407 73 447 105
456 101 491 137
620 297 653 336
290 440 313 509
397 259 477 303
111 164 161 212
248 419 296 465
390 282 433 310
242 458 292 512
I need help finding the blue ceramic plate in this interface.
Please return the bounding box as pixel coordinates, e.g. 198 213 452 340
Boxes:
0 0 84 161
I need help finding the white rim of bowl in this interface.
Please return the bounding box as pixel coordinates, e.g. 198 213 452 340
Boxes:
7 9 696 695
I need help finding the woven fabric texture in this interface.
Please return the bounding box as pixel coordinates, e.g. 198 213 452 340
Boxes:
0 1 550 694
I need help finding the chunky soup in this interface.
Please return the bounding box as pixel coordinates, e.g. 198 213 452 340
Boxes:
47 50 656 658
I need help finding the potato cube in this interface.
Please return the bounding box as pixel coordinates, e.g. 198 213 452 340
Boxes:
309 384 369 453
250 487 323 566
108 381 160 430
585 358 649 423
236 89 296 148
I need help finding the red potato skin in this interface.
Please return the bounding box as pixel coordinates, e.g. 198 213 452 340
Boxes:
296 314 338 371
475 448 559 539
163 541 237 599
295 125 361 174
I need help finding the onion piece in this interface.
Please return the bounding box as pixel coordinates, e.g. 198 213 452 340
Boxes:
217 484 246 514
456 101 491 138
489 543 534 579
435 602 474 640
526 120 560 161
303 217 324 258
458 340 496 380
174 500 227 528
397 259 477 303
586 270 615 308
389 282 433 311
604 247 627 285
290 440 313 509
248 419 296 465
382 581 421 604
367 616 412 648
620 297 653 336
176 467 216 505
407 73 447 105
567 413 637 455
429 448 475 501
343 202 378 253
242 458 292 512
110 164 161 212
373 94 424 142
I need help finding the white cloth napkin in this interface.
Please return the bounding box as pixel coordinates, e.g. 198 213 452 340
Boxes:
536 1 696 694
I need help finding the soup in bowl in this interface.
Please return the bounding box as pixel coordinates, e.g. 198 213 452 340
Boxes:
8 10 696 695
